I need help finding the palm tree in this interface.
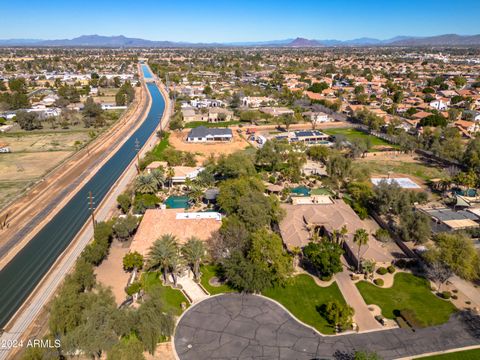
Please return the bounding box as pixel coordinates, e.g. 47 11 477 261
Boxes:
150 168 165 189
166 167 175 188
135 173 158 194
188 183 204 205
339 225 348 245
181 237 205 281
353 229 369 273
147 234 178 283
168 251 182 286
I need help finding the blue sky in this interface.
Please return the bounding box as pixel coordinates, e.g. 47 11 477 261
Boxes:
1 0 479 41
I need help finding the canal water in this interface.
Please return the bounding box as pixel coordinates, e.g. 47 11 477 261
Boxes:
0 65 164 327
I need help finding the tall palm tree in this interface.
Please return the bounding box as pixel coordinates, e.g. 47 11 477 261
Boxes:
339 225 348 245
147 234 178 283
168 251 182 286
166 167 175 188
353 229 369 273
181 237 205 281
135 173 158 194
150 168 165 189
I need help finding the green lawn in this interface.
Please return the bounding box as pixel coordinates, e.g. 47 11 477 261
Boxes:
262 274 346 334
140 132 171 169
150 132 171 158
352 160 447 181
141 271 189 315
184 121 241 128
356 273 456 327
200 264 236 295
323 127 396 149
415 348 480 360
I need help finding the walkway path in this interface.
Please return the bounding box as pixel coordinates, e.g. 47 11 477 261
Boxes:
174 294 480 360
450 275 480 308
334 268 383 332
176 273 209 303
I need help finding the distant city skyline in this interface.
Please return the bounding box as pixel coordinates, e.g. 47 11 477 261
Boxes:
1 0 480 42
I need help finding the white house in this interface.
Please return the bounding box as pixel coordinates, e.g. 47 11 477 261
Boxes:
101 103 127 110
429 99 448 111
241 96 275 108
302 111 332 124
189 99 224 108
186 126 233 143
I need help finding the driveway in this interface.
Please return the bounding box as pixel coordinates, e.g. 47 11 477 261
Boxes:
174 293 480 360
334 269 383 332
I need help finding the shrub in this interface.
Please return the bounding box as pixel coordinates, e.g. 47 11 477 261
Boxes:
451 295 458 300
117 193 132 213
441 291 451 299
377 267 388 275
320 274 332 282
133 193 160 214
123 251 144 271
375 228 391 243
374 278 384 286
81 221 113 265
126 281 142 296
387 265 396 274
395 259 407 269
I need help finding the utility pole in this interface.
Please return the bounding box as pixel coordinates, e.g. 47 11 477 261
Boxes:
88 191 96 228
134 138 141 174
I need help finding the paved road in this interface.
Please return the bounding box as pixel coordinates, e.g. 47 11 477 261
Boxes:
174 294 480 360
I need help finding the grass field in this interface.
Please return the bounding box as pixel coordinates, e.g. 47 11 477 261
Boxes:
262 274 347 334
150 132 171 158
200 264 236 295
141 271 189 315
352 159 447 181
415 348 480 360
323 127 395 149
184 120 241 129
356 273 456 327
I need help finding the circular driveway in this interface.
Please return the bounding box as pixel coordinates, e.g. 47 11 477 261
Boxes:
174 293 480 360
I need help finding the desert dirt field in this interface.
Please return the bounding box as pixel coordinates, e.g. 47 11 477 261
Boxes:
0 131 92 208
2 131 90 152
169 128 250 163
0 151 72 208
95 240 130 305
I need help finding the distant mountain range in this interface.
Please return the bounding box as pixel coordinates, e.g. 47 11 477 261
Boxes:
1 34 480 47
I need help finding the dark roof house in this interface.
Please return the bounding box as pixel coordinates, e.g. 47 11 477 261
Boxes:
186 126 233 142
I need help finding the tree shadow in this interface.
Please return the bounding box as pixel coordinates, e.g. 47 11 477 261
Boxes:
459 309 480 339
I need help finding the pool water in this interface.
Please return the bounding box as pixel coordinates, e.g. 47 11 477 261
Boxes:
291 186 310 196
165 196 190 209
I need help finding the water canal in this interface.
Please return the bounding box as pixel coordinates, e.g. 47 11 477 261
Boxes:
0 65 165 326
